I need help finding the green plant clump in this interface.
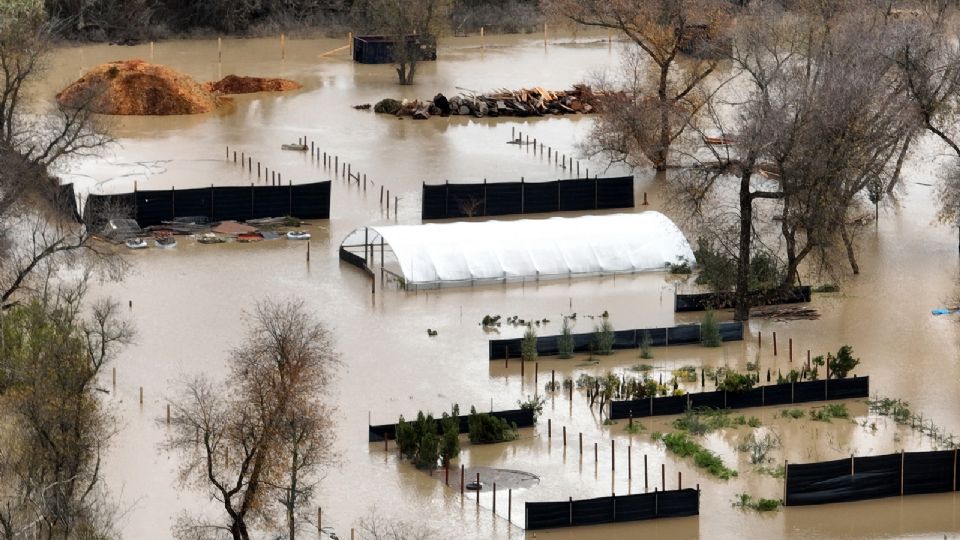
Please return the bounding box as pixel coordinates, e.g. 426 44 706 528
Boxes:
810 403 849 422
701 310 721 347
521 324 538 363
639 330 653 359
397 408 461 470
780 409 805 419
733 493 782 512
653 432 737 480
718 371 755 393
827 345 860 379
594 318 615 355
467 406 518 444
517 395 546 419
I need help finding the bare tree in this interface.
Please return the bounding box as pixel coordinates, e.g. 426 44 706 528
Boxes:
354 510 435 540
354 0 450 85
545 0 730 171
164 299 339 540
0 1 117 310
673 2 913 318
0 278 133 539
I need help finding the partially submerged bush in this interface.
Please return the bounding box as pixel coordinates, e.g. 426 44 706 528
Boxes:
467 406 518 444
654 432 737 480
594 318 615 355
521 324 538 363
701 309 721 347
718 372 755 393
374 98 402 114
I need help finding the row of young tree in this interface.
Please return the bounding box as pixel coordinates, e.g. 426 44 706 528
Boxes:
550 0 960 319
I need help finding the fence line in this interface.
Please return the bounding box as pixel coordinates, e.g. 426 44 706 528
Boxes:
488 321 744 360
609 376 869 420
525 488 699 530
422 175 634 220
785 448 959 506
674 286 812 312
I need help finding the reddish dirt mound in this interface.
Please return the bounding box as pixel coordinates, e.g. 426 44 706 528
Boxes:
202 75 302 95
56 59 227 115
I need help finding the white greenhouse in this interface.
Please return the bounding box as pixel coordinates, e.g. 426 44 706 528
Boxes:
339 212 695 290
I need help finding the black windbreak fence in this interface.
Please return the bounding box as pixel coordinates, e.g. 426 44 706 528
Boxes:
488 321 744 360
525 488 699 530
675 286 812 312
82 182 331 227
609 376 869 420
785 449 960 506
368 408 534 442
421 176 634 220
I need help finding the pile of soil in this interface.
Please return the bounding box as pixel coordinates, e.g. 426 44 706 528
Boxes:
202 75 302 95
57 59 226 115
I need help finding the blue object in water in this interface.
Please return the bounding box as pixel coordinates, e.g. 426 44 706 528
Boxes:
932 309 952 315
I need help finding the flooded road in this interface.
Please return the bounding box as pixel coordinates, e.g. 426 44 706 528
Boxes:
39 31 960 539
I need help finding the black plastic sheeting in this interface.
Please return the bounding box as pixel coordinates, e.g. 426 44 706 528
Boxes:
609 377 869 420
525 489 699 530
368 408 534 442
82 182 331 227
421 176 634 220
489 322 744 360
674 286 812 312
785 449 959 506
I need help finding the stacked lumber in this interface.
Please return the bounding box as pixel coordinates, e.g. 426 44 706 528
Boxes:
373 85 599 120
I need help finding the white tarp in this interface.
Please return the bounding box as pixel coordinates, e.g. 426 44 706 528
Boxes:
360 212 695 284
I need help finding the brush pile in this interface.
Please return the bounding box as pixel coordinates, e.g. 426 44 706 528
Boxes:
373 85 599 120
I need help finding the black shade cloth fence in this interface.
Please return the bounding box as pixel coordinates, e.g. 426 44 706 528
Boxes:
82 181 331 227
609 376 869 420
785 448 960 506
422 176 634 219
368 408 534 442
675 286 812 312
488 321 744 360
525 488 699 530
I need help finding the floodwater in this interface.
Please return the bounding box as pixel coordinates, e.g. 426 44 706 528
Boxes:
34 30 960 539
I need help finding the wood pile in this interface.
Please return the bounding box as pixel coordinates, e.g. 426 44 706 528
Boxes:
750 305 820 321
374 85 599 120
201 75 301 94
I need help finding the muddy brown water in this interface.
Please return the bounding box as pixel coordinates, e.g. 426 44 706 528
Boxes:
34 32 960 539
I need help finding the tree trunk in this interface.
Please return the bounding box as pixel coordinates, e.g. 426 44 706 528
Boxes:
734 171 754 321
886 133 912 194
655 63 670 172
288 442 299 540
840 221 860 274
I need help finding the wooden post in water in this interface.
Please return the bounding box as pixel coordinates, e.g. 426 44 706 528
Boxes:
492 482 496 514
548 418 551 439
166 403 170 424
317 508 321 534
594 442 598 464
579 432 583 455
551 369 555 389
644 454 648 489
112 367 116 389
281 33 286 60
789 338 793 362
611 440 615 471
508 489 512 523
139 387 143 405
628 445 632 479
678 471 682 489
460 464 465 496
773 331 778 356
563 426 566 446
661 463 665 491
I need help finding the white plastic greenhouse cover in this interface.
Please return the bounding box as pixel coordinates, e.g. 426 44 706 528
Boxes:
359 212 694 285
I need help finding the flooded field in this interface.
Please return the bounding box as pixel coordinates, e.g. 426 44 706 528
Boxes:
42 31 960 539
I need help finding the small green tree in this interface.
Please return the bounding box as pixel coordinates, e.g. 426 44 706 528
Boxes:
828 345 860 379
440 406 460 466
557 317 575 359
521 324 538 363
701 309 721 347
639 330 653 359
594 319 615 355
